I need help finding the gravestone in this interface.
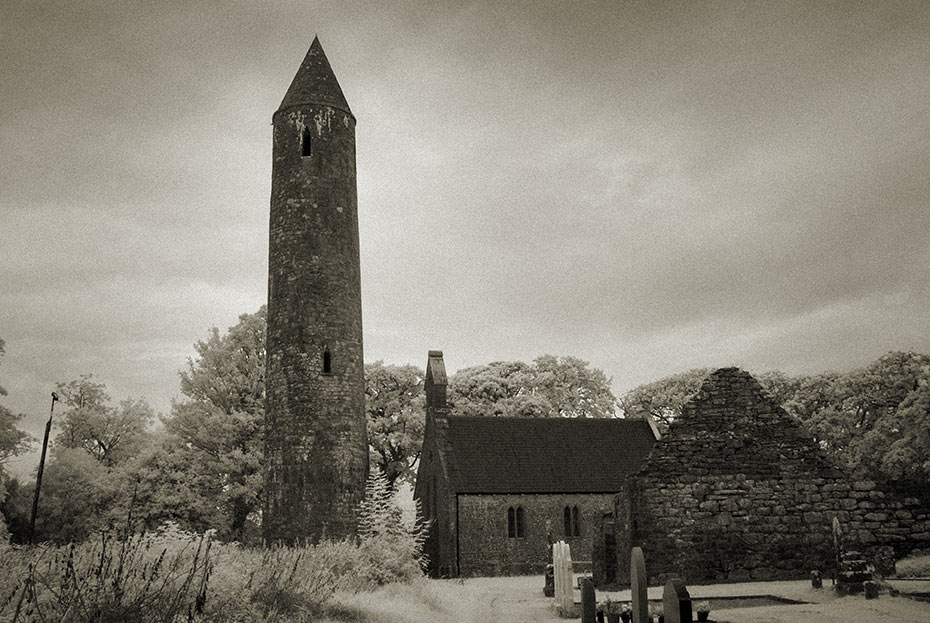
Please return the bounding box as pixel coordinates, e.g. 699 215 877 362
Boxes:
581 578 597 623
553 541 574 615
544 564 554 597
631 547 649 623
836 550 871 595
662 578 692 623
832 516 844 567
871 545 896 578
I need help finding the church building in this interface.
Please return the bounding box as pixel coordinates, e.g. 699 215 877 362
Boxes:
414 351 659 577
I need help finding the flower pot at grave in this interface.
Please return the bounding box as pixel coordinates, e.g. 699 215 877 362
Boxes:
607 614 621 623
697 613 709 622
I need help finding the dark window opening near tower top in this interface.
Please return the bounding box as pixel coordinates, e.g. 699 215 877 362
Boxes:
323 349 332 374
301 126 312 157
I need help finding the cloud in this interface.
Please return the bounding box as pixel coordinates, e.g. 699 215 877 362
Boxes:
2 1 929 464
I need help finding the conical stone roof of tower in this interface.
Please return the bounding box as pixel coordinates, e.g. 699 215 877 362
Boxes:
277 36 353 117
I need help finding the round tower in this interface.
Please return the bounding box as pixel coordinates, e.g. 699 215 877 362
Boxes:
264 37 368 543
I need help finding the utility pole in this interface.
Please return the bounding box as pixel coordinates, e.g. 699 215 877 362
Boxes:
29 391 58 544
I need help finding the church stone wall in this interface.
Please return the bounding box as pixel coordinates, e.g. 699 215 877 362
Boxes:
457 493 614 576
416 415 459 577
609 368 930 585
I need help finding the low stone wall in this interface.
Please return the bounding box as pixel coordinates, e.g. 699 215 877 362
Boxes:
600 368 930 585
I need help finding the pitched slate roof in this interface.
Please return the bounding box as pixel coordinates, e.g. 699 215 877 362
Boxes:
437 416 656 494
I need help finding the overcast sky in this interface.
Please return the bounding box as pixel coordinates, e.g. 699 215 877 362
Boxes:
3 1 929 473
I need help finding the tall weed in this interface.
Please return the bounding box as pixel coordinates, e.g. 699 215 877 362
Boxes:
1 524 211 623
1 472 429 622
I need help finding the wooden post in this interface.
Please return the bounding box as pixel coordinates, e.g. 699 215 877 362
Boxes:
28 392 57 544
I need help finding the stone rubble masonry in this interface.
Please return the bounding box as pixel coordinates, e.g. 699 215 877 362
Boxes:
263 38 368 544
611 368 930 584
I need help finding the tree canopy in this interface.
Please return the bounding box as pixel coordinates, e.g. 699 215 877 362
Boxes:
54 375 154 466
448 355 617 418
159 306 266 543
618 367 712 429
365 361 425 490
0 338 34 518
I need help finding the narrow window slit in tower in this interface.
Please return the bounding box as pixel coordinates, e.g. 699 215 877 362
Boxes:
323 349 332 374
301 126 312 157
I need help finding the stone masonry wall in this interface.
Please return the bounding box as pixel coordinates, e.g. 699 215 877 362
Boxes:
264 43 368 544
610 368 930 585
416 415 459 577
458 493 614 576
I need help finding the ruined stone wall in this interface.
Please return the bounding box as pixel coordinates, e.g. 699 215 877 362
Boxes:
610 368 930 585
457 493 614 576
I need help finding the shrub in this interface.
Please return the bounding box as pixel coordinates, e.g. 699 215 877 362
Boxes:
350 469 429 588
237 541 352 618
896 553 930 578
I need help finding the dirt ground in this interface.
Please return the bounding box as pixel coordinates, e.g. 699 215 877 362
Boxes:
350 575 930 623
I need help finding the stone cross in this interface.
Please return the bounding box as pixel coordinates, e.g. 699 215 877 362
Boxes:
631 546 648 623
581 577 597 623
662 578 692 623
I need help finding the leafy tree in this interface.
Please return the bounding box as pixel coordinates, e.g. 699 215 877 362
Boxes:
618 368 712 429
801 351 930 485
0 477 31 541
531 355 617 418
26 447 118 543
448 355 617 418
365 362 425 490
0 407 32 479
114 430 229 534
54 375 154 467
1 374 155 543
876 379 930 485
179 308 266 417
0 338 34 516
160 306 266 543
